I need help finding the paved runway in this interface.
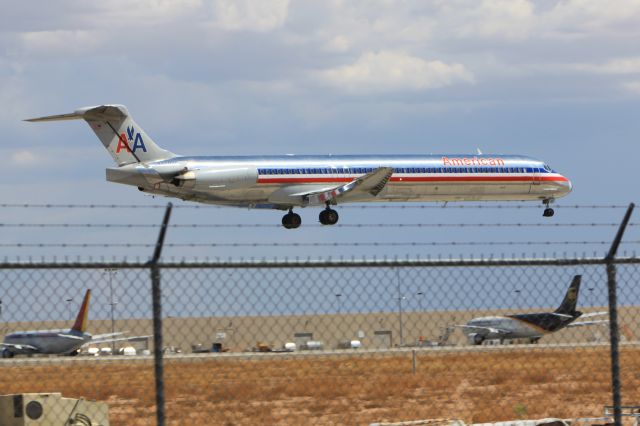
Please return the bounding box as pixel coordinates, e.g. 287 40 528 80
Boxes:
2 340 638 366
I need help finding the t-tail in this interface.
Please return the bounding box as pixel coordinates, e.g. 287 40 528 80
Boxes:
554 275 581 315
26 105 175 166
71 289 91 333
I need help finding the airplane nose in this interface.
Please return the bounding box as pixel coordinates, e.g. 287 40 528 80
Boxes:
561 176 573 194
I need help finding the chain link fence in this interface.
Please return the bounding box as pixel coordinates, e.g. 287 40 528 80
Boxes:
0 204 638 425
1 257 639 425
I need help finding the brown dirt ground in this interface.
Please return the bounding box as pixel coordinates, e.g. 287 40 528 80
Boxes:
1 347 638 425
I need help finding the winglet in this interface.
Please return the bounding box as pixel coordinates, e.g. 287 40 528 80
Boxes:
71 289 91 333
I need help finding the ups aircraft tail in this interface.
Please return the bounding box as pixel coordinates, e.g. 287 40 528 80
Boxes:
554 275 581 315
71 289 91 333
26 105 175 166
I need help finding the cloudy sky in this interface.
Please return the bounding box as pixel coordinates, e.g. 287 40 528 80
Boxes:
1 0 639 261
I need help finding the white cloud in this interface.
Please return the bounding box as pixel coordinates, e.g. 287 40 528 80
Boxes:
319 51 474 93
580 57 640 75
437 0 535 40
211 0 290 32
11 150 39 166
547 0 640 32
324 35 350 53
556 57 640 79
621 80 640 95
19 30 108 57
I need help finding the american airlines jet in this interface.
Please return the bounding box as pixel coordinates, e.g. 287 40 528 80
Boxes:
27 105 572 229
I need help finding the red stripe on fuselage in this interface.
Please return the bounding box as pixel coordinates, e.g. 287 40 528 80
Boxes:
256 175 569 184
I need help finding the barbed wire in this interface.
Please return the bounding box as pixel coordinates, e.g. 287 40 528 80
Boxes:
1 222 638 229
2 240 639 248
0 203 634 210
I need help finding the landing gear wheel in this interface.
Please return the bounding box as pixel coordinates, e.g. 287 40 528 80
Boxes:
319 208 339 225
473 334 485 345
542 199 555 217
282 211 302 229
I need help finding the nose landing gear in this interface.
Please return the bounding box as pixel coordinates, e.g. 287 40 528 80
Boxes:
319 206 339 225
282 209 302 229
542 199 555 217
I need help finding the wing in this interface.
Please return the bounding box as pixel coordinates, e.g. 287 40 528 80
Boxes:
297 167 394 206
85 334 151 346
455 325 511 335
91 332 125 340
566 320 609 328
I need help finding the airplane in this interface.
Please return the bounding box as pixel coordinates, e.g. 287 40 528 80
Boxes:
1 289 141 358
457 275 608 345
26 105 573 229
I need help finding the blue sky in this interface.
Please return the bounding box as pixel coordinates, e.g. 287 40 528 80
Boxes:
1 0 639 261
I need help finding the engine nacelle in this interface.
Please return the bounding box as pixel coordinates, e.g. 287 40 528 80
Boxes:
173 167 257 191
467 333 485 345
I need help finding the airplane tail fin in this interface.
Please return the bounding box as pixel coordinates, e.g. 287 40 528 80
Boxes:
26 105 175 166
555 275 581 315
71 289 91 333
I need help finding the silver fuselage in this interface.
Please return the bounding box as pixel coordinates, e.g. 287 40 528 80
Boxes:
465 311 578 341
107 154 572 208
3 329 91 355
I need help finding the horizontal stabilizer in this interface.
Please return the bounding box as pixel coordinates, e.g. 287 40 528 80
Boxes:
25 112 85 122
580 311 608 318
25 105 128 122
566 320 608 328
26 104 175 166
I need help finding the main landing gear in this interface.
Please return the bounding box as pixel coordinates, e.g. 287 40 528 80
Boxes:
542 199 555 217
282 209 302 229
281 205 340 229
319 205 339 226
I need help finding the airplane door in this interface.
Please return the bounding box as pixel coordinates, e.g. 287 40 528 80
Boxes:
530 167 541 193
532 167 542 185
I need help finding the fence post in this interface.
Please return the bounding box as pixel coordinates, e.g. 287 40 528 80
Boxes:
148 203 173 426
412 349 417 375
605 202 634 426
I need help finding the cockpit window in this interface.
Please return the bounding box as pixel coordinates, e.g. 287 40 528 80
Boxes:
543 164 552 172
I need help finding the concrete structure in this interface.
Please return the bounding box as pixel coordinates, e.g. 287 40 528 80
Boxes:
0 393 109 425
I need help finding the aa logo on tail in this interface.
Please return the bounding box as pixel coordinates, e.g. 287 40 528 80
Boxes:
116 126 147 153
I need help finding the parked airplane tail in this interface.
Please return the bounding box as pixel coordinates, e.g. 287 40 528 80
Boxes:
554 275 581 315
26 105 175 166
71 289 91 333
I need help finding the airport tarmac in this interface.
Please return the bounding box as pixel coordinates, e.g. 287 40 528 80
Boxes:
2 340 638 366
